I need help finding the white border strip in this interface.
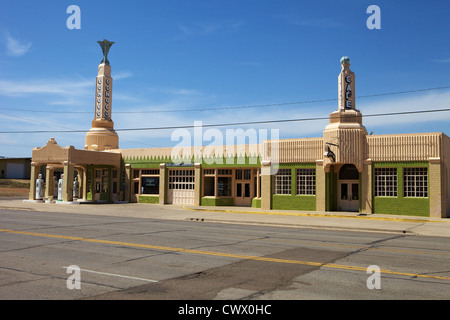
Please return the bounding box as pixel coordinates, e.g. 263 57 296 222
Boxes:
63 266 159 283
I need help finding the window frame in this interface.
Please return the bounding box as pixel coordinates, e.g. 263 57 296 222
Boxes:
273 168 292 195
296 168 316 195
374 167 398 197
403 167 428 198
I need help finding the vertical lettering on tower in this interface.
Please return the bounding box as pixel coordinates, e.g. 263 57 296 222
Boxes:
95 73 112 120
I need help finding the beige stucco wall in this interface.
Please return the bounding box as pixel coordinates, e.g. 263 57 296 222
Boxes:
360 160 373 214
441 134 450 217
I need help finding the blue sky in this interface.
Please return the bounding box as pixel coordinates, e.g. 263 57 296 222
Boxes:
0 0 450 157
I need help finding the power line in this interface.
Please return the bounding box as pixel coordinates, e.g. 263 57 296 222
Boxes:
0 112 159 148
1 107 449 134
0 85 449 115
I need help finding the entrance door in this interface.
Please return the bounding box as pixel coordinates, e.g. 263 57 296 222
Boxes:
234 169 252 206
337 164 360 212
94 169 109 201
235 182 251 206
338 180 359 212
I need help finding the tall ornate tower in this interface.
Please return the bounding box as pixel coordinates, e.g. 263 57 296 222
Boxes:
85 40 119 151
322 56 367 171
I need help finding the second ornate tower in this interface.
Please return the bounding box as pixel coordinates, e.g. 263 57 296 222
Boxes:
322 56 368 171
85 40 119 151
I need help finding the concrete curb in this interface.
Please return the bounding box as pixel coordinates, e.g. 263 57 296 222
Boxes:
1 199 449 238
182 206 449 223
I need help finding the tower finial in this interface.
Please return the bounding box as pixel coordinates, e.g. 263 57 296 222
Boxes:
97 39 115 65
340 56 350 66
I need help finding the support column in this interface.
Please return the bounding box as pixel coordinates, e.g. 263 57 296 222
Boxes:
194 163 201 206
28 162 40 200
429 157 446 218
78 167 87 200
62 161 75 202
159 163 167 205
316 160 326 212
45 166 55 200
361 159 373 214
75 168 83 199
260 161 272 210
214 173 218 198
124 164 131 202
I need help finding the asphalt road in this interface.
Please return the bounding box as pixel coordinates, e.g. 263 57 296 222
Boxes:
1 208 450 302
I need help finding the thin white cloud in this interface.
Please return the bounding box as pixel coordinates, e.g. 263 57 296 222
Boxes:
294 18 342 28
146 86 202 96
161 88 201 95
433 57 450 63
112 71 133 80
177 20 243 37
0 78 91 97
4 32 32 57
278 14 341 29
359 90 450 130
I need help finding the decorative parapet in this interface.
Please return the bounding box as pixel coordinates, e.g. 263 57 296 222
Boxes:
114 144 261 165
262 138 323 163
365 132 443 162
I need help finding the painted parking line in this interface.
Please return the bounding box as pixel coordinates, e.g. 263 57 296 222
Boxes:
62 266 158 283
1 228 450 282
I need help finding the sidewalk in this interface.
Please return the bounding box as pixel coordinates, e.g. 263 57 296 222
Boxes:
1 198 450 238
183 205 450 238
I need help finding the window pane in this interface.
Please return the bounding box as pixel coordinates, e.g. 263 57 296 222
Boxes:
102 176 108 193
352 183 359 200
273 169 291 195
296 168 315 195
341 183 348 200
237 183 242 197
218 177 232 197
141 177 159 195
244 183 250 197
204 177 215 196
374 168 397 197
403 167 428 198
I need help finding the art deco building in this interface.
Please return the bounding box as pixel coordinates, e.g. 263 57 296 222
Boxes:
27 42 450 218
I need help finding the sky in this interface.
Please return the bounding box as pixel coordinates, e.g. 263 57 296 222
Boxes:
0 0 449 157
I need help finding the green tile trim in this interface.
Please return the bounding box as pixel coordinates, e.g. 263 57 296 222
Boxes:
372 161 429 216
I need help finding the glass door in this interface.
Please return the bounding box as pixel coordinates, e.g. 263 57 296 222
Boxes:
338 180 359 212
234 169 252 206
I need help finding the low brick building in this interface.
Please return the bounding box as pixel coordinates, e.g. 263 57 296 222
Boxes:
0 157 31 179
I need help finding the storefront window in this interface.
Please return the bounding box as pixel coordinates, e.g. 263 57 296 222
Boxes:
374 168 397 197
273 169 291 195
218 177 232 196
204 177 215 196
141 177 159 195
403 167 428 198
296 168 316 195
